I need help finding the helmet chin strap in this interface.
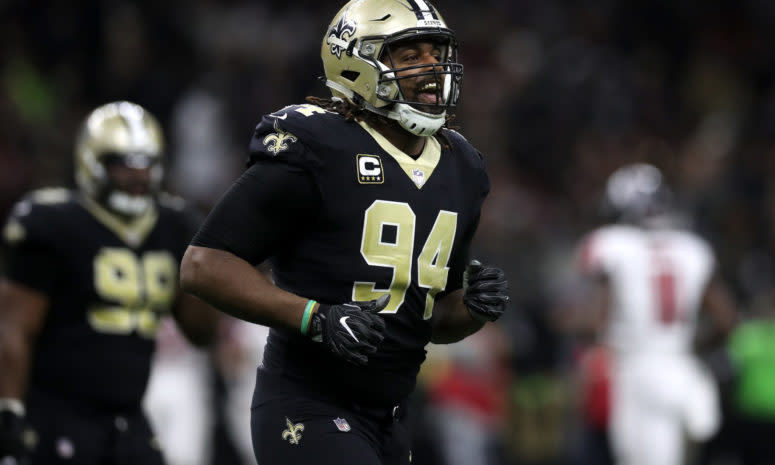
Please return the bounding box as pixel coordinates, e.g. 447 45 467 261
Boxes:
389 102 446 136
326 80 445 136
107 191 153 217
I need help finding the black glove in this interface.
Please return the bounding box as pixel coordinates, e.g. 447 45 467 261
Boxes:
463 259 509 322
309 294 389 366
0 404 36 464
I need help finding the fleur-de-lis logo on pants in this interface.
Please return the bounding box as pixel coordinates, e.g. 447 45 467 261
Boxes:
282 417 304 445
263 120 298 155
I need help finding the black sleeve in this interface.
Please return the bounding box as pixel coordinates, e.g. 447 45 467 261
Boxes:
190 160 321 265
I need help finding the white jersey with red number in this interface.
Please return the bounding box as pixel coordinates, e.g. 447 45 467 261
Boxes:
578 224 721 465
579 224 715 355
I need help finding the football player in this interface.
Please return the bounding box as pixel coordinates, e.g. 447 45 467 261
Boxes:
179 0 509 464
0 101 217 465
575 163 738 465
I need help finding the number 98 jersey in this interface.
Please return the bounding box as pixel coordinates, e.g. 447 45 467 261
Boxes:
192 104 490 406
2 188 197 409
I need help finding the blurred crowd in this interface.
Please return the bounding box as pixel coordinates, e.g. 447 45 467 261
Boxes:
3 1 775 464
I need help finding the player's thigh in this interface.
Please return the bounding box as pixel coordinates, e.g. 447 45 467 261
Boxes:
682 360 721 441
610 371 653 464
634 410 683 465
118 413 167 465
28 404 110 464
609 371 636 456
611 395 682 465
381 413 412 465
251 398 381 465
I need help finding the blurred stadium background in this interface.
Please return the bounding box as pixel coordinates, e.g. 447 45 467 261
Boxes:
2 1 775 465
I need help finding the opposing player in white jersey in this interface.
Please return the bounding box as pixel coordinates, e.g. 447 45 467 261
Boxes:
575 163 737 465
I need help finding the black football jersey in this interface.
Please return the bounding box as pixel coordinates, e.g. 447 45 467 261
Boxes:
193 104 489 406
1 188 197 410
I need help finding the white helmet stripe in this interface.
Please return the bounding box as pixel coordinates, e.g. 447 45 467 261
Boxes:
406 0 438 20
118 101 151 148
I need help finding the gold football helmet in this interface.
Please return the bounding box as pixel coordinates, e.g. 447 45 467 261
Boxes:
74 101 164 217
321 0 463 136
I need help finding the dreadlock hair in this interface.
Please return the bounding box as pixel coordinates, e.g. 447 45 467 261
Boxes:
305 96 456 150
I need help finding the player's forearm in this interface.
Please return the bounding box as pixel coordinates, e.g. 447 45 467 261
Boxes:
430 289 484 344
180 245 308 331
0 329 32 399
0 280 46 401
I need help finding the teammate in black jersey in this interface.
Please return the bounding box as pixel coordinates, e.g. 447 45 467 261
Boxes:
0 101 216 465
180 1 509 464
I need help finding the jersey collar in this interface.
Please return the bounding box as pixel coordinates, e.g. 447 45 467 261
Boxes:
81 196 158 248
358 121 441 189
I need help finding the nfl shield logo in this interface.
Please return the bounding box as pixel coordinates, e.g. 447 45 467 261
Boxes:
411 168 426 188
333 417 351 432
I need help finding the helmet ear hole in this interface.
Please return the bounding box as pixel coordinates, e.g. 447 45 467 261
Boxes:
341 70 360 82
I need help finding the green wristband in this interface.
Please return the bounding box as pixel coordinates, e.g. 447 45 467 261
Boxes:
301 300 317 335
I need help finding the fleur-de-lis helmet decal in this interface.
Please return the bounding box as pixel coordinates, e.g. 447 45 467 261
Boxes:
327 10 357 59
